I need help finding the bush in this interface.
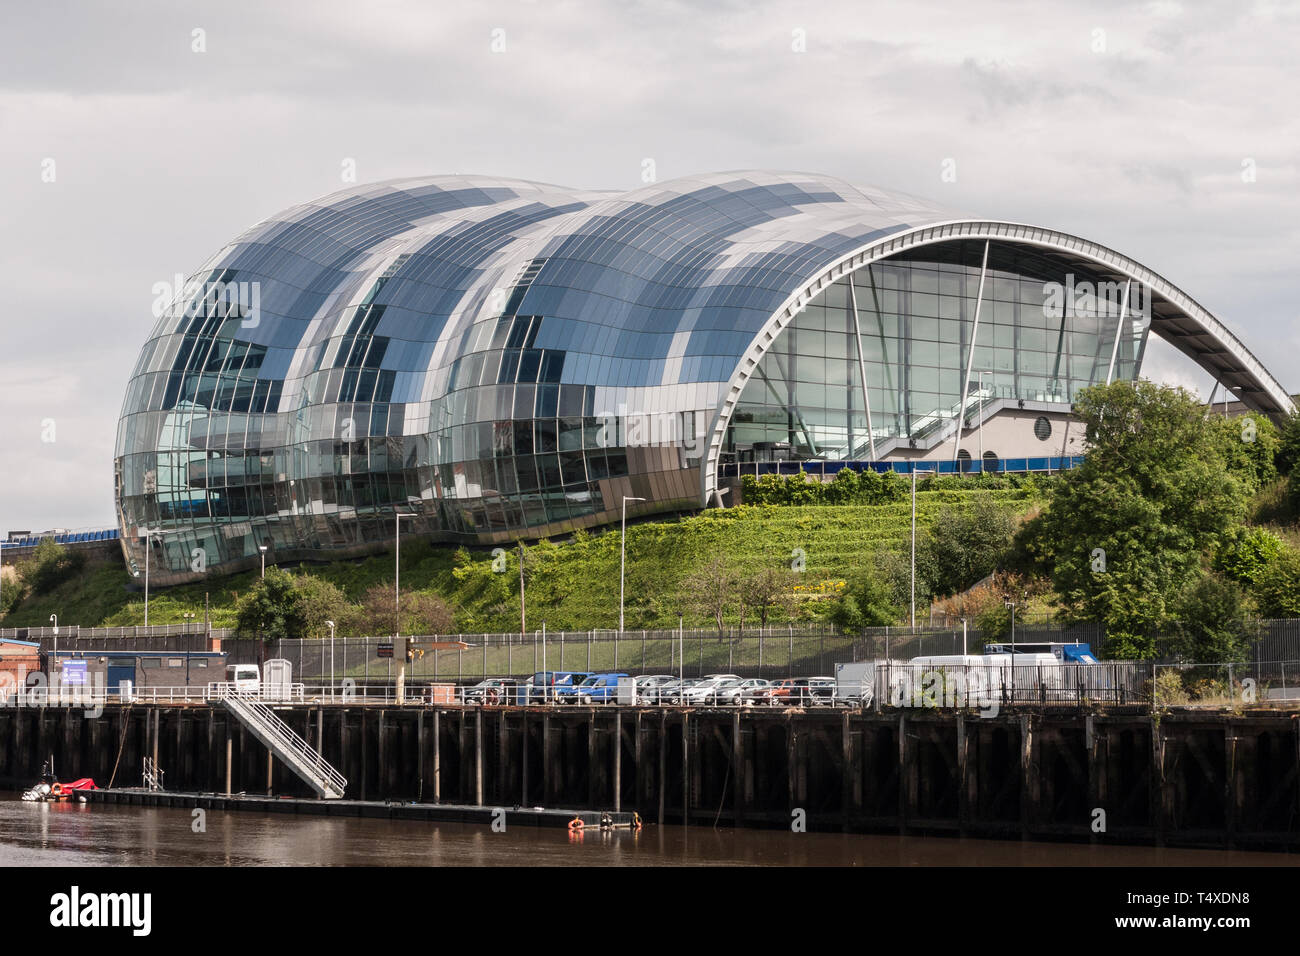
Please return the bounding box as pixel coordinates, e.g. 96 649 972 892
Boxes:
1214 526 1283 584
919 497 1017 597
234 568 351 641
1251 546 1300 618
1168 571 1255 663
831 569 898 629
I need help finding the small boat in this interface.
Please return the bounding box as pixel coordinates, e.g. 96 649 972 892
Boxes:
20 757 95 802
21 778 96 802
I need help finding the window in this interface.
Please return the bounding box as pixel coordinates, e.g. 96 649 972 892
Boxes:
1034 416 1052 441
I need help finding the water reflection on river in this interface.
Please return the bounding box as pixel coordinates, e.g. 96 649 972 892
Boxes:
0 800 1290 867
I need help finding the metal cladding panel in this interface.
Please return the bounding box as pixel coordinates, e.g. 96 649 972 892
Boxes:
114 171 1288 582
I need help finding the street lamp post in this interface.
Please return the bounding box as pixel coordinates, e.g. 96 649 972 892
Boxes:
1004 595 1023 700
49 614 58 656
326 620 336 701
909 466 935 629
394 512 415 705
137 526 178 627
619 496 646 633
258 544 268 579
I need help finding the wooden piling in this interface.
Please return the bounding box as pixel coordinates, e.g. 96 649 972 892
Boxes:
432 709 441 804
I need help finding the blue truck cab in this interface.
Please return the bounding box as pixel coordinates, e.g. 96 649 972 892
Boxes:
530 671 593 703
557 672 630 704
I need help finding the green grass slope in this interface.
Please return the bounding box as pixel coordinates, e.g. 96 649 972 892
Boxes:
1 488 1044 634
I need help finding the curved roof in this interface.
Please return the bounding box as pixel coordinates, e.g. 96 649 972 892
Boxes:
153 171 1288 422
138 172 957 419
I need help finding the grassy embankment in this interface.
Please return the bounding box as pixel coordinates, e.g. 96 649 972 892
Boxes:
1 488 1045 642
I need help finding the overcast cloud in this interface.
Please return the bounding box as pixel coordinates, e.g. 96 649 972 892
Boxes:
2 0 1297 531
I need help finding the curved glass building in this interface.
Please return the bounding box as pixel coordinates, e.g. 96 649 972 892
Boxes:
115 171 1294 584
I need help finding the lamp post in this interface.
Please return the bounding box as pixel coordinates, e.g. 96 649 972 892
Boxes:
619 496 646 633
909 466 934 629
1004 595 1024 700
394 512 415 705
137 526 178 627
258 544 268 579
326 620 336 701
49 613 58 656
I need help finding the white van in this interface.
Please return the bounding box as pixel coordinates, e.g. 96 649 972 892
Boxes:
226 664 260 694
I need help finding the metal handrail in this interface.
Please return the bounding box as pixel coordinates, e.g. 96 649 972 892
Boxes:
221 691 346 794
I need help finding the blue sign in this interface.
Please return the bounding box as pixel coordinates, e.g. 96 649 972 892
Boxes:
62 660 87 686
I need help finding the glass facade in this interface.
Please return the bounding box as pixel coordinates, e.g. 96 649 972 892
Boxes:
114 172 1185 584
116 171 946 581
727 241 1150 460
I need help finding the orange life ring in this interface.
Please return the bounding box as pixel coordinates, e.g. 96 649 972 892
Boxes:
632 811 643 831
50 783 64 797
567 815 585 832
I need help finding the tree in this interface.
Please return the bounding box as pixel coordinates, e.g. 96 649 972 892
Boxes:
1209 413 1278 494
234 567 304 642
738 562 794 628
1275 409 1300 476
683 554 738 637
234 569 351 641
1167 571 1255 663
1016 381 1249 657
356 582 455 636
919 497 1016 597
19 539 85 595
292 574 351 638
832 569 898 630
1251 546 1300 618
1214 526 1283 585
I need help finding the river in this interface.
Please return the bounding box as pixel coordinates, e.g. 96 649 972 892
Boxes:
0 798 1291 866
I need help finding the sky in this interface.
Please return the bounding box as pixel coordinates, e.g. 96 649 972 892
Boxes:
1 0 1298 532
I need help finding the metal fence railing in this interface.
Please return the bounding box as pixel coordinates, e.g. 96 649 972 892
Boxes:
6 658 1300 712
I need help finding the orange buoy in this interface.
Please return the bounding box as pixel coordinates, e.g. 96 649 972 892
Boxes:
567 815 585 832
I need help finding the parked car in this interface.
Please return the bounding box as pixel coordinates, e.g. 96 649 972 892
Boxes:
635 675 676 704
556 673 630 704
755 678 808 706
681 674 742 706
716 678 770 705
529 671 593 703
660 678 702 705
463 677 522 705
